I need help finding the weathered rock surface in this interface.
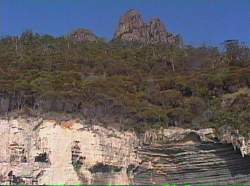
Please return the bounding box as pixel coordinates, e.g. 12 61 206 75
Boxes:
135 143 250 185
70 28 98 43
218 125 250 157
114 9 181 45
0 116 250 185
0 116 139 185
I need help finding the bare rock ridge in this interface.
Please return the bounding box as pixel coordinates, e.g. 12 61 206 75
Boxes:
114 9 182 45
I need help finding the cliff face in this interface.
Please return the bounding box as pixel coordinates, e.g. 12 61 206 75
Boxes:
114 9 181 45
0 116 139 185
1 115 250 185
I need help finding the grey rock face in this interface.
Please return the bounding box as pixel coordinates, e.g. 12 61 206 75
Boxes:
135 142 250 185
114 9 181 45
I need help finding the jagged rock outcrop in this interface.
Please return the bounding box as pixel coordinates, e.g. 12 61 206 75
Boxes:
114 9 182 45
218 125 250 157
70 28 98 43
1 115 250 185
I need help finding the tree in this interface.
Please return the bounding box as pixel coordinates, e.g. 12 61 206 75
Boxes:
164 46 185 72
223 40 250 66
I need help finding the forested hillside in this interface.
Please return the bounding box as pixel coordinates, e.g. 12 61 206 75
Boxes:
0 30 250 134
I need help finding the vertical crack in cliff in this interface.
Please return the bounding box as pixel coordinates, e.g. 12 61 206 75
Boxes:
71 140 88 183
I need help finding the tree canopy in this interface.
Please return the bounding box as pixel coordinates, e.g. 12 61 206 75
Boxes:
0 31 249 133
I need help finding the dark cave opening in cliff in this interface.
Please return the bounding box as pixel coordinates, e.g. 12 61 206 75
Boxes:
89 163 122 173
34 152 49 163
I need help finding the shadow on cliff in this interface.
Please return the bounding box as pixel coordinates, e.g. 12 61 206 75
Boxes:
199 142 250 177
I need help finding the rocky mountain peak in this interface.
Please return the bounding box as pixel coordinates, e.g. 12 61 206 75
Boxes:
114 9 181 45
120 9 144 29
149 18 167 33
70 28 98 43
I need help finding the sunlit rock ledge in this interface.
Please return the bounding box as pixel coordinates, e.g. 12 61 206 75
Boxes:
0 115 250 185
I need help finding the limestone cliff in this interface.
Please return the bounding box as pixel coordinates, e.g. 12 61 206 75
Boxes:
0 116 139 185
1 115 250 185
114 9 182 45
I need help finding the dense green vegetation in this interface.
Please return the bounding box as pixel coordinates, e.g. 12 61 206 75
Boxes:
0 31 250 134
